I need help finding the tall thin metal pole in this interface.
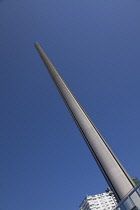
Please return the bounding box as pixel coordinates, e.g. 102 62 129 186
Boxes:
34 42 139 207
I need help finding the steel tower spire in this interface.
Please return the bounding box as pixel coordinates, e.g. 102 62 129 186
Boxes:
34 42 139 208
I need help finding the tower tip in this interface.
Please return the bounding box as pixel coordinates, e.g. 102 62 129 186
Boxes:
34 42 39 47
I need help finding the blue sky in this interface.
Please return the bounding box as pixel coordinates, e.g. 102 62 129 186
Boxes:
1 0 140 210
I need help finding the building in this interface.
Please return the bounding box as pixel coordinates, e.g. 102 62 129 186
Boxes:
79 189 118 210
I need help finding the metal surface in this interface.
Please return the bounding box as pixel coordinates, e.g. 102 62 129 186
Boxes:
34 42 137 204
115 183 140 209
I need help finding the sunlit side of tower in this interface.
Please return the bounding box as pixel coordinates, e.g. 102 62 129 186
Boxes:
34 42 140 209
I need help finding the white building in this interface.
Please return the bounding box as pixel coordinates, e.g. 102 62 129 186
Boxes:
79 188 118 210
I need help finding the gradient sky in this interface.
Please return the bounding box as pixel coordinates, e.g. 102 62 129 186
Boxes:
1 0 140 210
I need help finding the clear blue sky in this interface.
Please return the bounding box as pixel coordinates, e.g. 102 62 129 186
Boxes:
1 0 140 210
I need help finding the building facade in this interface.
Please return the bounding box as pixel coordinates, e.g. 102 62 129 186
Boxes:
79 189 118 210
